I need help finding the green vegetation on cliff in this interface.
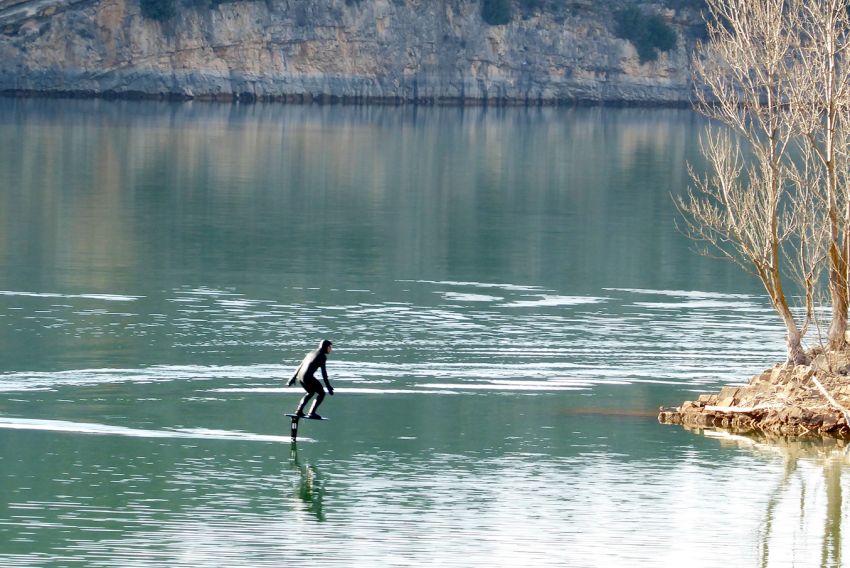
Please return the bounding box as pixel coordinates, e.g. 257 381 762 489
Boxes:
133 0 687 62
613 6 678 62
481 0 512 25
135 0 703 36
141 0 256 20
140 0 177 20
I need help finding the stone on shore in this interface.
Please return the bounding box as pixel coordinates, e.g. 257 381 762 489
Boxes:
658 349 850 439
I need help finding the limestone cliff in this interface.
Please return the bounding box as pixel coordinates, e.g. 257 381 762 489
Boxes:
0 0 699 103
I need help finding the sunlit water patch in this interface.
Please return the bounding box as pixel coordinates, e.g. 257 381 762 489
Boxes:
0 285 787 396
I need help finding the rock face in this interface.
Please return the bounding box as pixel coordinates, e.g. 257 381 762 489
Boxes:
659 350 850 440
0 0 697 103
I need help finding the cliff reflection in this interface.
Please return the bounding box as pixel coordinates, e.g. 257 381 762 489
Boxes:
703 431 847 568
0 98 738 296
0 98 758 376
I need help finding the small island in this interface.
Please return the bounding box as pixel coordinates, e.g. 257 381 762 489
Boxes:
659 348 850 439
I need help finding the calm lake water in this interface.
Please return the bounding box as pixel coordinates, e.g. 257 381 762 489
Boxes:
0 99 847 567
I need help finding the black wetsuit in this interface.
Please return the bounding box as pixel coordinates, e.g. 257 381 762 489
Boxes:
288 339 333 416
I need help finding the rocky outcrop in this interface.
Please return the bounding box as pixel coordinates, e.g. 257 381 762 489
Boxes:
0 0 698 104
659 350 850 439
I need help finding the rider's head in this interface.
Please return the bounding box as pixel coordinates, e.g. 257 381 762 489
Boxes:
319 339 333 354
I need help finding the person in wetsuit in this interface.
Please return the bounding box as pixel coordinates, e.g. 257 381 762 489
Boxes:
287 339 334 418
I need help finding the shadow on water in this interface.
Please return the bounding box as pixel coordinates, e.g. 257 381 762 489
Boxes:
698 430 845 568
557 407 660 418
289 445 326 523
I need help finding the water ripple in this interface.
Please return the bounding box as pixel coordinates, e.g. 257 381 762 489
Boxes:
0 285 789 395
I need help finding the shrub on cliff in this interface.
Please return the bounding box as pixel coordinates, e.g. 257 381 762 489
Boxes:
613 7 678 63
140 0 177 20
664 0 707 9
143 0 247 17
516 0 570 23
482 0 512 26
646 14 677 51
518 0 543 17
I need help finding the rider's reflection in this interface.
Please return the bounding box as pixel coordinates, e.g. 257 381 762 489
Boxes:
290 445 325 522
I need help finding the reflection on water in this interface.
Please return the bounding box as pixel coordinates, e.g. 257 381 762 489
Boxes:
1 100 849 566
702 431 848 568
0 98 748 304
291 446 326 523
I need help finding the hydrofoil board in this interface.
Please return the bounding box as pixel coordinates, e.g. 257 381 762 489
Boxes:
285 413 328 421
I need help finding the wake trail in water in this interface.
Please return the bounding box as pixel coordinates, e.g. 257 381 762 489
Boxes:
0 416 301 443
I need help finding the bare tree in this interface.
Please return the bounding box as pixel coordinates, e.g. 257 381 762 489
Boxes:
788 0 850 350
784 144 830 343
679 0 817 364
677 130 816 364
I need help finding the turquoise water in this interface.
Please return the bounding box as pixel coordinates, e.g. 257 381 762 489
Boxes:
0 99 845 567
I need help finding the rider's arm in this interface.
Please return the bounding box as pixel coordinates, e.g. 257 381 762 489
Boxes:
287 363 302 386
321 362 333 394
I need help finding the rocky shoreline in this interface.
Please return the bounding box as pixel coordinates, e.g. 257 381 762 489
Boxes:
0 87 696 106
659 349 850 439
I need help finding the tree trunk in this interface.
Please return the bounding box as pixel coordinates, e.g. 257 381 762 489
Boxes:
834 198 850 351
828 241 848 350
786 332 808 366
780 305 808 366
828 295 848 350
821 9 848 352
